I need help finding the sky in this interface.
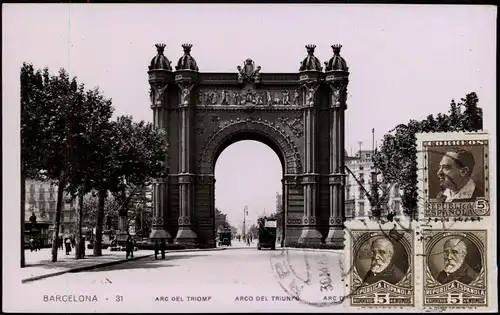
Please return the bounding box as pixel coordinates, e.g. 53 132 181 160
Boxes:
3 4 496 230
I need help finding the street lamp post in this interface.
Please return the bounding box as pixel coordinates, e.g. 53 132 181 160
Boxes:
243 205 248 237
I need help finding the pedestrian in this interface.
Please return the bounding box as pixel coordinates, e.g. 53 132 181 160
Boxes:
160 239 166 259
65 238 72 255
59 237 64 250
154 241 159 260
125 235 134 259
246 236 250 246
29 238 34 252
79 237 86 259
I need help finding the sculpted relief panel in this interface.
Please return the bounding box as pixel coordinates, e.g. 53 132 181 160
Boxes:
198 88 300 107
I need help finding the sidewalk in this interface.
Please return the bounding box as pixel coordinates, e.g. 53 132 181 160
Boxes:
21 245 227 283
21 246 153 283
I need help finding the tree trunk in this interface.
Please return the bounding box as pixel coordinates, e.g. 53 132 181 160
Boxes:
51 177 66 262
94 189 106 256
74 188 84 259
21 169 26 267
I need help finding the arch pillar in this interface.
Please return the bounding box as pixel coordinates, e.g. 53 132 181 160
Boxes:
173 71 199 244
297 71 322 244
148 67 173 242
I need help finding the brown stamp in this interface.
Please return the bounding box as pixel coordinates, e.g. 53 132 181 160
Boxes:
422 229 488 307
345 221 414 307
417 132 490 219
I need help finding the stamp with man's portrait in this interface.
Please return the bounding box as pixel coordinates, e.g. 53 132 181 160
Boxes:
344 221 415 307
421 228 488 307
416 132 490 219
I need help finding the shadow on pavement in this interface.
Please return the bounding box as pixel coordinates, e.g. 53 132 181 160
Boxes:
25 253 149 270
87 254 209 272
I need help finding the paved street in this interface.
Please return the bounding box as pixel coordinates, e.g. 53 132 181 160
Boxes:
22 245 348 312
21 241 350 312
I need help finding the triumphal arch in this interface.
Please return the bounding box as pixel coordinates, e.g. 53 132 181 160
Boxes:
147 43 349 248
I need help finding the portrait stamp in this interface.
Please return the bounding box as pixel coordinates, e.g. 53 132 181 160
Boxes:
416 132 490 219
344 220 415 307
421 227 488 308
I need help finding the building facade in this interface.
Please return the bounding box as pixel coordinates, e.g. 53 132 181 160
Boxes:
345 150 404 219
25 179 78 244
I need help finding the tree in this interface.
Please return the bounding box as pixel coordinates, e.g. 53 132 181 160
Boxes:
81 193 121 229
66 87 114 259
21 64 89 262
20 63 47 266
373 92 483 218
88 116 168 256
215 207 229 229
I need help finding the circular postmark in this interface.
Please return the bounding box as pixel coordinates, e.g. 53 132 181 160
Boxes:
269 248 348 307
268 228 370 307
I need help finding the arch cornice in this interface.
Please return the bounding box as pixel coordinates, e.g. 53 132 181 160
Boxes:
198 117 302 175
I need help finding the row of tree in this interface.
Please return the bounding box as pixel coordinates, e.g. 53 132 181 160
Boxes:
21 63 168 263
373 92 483 218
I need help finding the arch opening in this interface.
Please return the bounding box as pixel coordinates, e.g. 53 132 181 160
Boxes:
213 130 286 175
214 139 284 246
199 120 302 175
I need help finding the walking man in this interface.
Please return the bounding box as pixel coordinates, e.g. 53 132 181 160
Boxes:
65 238 72 255
29 237 34 252
160 239 166 259
126 235 134 259
154 241 159 260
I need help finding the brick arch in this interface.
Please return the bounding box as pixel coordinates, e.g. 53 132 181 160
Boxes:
198 118 302 175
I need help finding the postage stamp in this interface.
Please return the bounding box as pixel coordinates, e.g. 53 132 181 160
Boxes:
344 220 415 307
417 220 493 309
416 132 491 220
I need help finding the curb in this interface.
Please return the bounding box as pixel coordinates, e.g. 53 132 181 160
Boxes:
21 254 154 284
21 247 227 284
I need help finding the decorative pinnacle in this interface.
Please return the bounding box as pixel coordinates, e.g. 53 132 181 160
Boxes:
332 44 342 55
305 44 317 55
155 43 166 54
182 43 193 54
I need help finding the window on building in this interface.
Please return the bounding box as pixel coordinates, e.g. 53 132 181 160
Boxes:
393 184 400 197
359 166 364 170
49 185 54 200
61 225 65 234
366 153 371 158
359 201 365 216
359 187 365 199
70 212 74 221
346 187 351 199
39 186 45 201
49 213 54 221
394 200 400 211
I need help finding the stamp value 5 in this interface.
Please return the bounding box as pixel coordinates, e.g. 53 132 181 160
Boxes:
417 132 490 219
348 228 414 307
422 229 488 307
